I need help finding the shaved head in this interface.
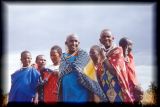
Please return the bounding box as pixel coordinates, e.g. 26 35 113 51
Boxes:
90 45 101 53
65 33 80 54
36 55 45 62
66 33 79 43
35 54 46 69
100 29 112 38
89 45 104 64
119 37 133 56
99 29 114 49
119 37 133 48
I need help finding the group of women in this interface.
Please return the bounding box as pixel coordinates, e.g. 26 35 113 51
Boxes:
8 29 143 104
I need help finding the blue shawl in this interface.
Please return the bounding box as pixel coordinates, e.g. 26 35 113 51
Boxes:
58 49 107 102
9 67 40 102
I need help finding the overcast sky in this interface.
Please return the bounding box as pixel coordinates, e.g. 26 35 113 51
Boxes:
3 2 156 94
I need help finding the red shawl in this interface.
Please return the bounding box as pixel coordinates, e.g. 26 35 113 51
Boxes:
42 70 59 103
125 52 139 101
126 52 138 86
107 47 133 103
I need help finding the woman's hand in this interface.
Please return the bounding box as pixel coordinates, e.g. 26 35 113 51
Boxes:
32 93 39 105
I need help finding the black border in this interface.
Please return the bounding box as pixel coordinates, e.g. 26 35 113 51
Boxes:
0 0 159 107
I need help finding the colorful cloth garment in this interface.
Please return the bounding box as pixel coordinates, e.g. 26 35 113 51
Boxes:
9 67 40 102
100 46 133 103
101 63 123 102
125 52 139 101
37 68 59 103
83 59 98 81
58 49 107 102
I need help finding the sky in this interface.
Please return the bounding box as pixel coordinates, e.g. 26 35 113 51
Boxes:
2 2 156 94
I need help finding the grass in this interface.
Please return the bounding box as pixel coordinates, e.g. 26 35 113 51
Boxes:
141 89 156 105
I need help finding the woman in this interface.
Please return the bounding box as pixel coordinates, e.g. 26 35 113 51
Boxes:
8 50 40 102
98 29 133 103
58 34 107 103
119 37 143 103
34 46 62 103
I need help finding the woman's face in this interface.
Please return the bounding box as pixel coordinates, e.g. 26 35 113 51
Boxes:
36 55 46 68
50 50 61 64
66 36 80 54
127 40 133 54
21 52 32 67
89 48 100 64
100 31 114 49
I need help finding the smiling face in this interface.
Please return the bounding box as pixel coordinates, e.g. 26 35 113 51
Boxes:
21 52 32 67
65 34 80 54
99 29 114 49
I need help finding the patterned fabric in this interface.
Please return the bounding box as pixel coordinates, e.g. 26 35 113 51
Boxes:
101 63 123 102
125 52 139 101
9 67 40 102
37 68 59 103
78 72 107 101
59 49 89 77
106 47 133 103
59 53 90 102
58 49 107 102
83 59 97 81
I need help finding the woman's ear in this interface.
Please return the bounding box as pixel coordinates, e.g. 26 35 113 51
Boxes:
65 41 67 45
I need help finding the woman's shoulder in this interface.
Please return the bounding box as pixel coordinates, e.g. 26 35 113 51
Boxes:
109 46 123 56
112 46 123 52
11 68 21 76
30 67 40 75
78 48 88 54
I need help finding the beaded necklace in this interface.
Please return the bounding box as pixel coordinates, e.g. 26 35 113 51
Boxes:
65 49 79 59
